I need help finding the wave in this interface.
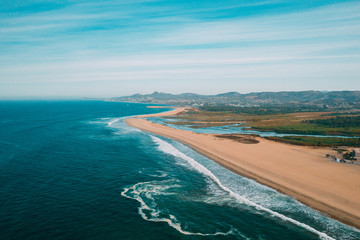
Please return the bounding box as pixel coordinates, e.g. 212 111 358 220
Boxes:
87 116 140 134
106 116 135 126
147 170 169 178
150 136 335 240
107 118 121 126
106 117 143 135
121 180 236 237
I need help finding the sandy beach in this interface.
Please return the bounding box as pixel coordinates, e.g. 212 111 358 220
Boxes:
136 107 189 118
125 108 360 229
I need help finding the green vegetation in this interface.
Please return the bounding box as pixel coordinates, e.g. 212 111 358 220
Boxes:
323 111 360 116
165 108 360 137
253 115 360 136
200 104 325 115
215 134 259 144
252 125 360 136
305 116 360 128
165 110 246 124
164 120 233 128
265 136 360 147
343 150 356 160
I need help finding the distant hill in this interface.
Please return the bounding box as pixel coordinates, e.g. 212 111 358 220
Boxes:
112 91 360 109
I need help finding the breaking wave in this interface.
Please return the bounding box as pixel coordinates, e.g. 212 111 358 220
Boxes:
150 136 335 240
121 180 236 236
107 118 121 126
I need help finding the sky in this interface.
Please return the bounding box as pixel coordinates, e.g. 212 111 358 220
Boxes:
1 0 360 98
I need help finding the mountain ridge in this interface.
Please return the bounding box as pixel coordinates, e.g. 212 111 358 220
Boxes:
113 90 360 109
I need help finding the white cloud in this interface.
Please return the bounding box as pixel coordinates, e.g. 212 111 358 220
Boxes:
0 0 360 97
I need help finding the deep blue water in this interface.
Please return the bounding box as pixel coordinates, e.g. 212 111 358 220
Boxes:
0 100 359 240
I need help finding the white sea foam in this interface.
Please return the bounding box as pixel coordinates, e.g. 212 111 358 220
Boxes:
150 136 335 240
106 117 141 134
147 170 169 178
121 180 236 237
88 117 122 126
107 118 121 126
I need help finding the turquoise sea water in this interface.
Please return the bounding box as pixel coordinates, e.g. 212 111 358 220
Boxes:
0 100 359 240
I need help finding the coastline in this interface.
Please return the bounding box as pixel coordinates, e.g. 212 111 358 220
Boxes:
125 108 360 229
139 106 189 118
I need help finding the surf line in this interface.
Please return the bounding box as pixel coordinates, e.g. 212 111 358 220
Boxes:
151 136 335 240
121 181 236 236
107 118 121 126
107 116 133 126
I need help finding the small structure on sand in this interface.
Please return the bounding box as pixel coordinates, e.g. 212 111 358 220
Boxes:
326 147 359 164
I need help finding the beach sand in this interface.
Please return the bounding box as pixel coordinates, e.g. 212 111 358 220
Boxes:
137 107 189 118
126 109 360 229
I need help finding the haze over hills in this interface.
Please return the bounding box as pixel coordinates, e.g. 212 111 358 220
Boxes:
113 91 360 109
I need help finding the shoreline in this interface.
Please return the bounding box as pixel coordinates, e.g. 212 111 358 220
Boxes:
126 108 360 229
137 107 189 118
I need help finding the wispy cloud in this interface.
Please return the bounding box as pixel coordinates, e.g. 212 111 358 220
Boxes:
0 0 360 97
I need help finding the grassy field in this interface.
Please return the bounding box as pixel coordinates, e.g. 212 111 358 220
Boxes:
163 108 360 146
165 109 360 136
165 110 246 128
251 125 360 136
265 136 360 147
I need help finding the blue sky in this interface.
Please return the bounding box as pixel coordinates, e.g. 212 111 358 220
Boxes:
1 0 360 98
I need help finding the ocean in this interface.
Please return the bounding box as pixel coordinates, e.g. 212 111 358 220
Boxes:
0 100 359 240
